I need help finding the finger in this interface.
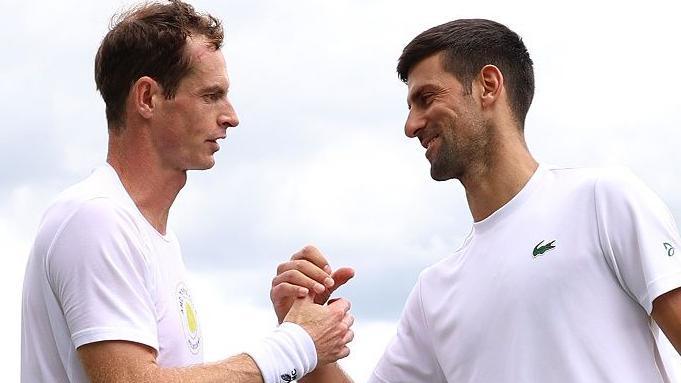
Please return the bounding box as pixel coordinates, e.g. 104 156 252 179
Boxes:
328 297 351 313
270 282 309 300
313 268 355 305
313 289 332 306
327 267 355 294
337 346 350 359
276 260 334 289
342 313 354 328
342 329 354 344
291 245 331 272
272 270 327 295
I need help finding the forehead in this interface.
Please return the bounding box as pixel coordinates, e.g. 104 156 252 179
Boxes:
183 37 228 85
407 53 455 93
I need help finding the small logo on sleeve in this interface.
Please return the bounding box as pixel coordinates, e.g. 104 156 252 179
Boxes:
533 240 556 258
281 369 298 382
664 242 675 257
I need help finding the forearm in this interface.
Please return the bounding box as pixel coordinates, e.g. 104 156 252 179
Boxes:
652 288 681 356
300 363 353 383
81 347 263 383
157 354 264 383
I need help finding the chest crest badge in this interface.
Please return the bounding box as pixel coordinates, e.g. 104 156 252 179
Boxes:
177 282 201 354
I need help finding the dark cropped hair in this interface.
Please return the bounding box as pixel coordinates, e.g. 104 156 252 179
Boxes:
94 0 223 131
397 19 534 127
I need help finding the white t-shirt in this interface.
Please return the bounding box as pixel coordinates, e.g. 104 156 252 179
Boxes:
21 164 203 382
371 165 681 383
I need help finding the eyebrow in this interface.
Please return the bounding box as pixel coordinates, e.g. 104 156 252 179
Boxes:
198 84 227 95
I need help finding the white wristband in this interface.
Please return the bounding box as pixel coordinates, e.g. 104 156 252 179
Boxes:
245 322 318 383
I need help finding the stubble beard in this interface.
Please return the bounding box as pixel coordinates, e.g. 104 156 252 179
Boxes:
429 116 490 182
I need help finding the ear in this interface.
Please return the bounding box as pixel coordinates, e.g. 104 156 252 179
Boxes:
131 76 162 120
478 65 504 109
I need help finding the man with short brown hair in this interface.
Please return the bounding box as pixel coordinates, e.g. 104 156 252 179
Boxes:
21 1 354 382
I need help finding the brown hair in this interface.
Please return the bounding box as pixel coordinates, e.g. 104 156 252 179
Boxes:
397 19 534 128
94 0 223 131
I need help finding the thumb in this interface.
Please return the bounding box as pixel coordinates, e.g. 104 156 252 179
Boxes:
331 267 355 289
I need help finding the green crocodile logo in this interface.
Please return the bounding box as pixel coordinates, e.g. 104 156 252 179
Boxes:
533 240 556 258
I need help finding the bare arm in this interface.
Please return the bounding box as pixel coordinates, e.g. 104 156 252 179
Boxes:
652 287 681 355
79 291 354 383
299 363 353 383
78 341 263 383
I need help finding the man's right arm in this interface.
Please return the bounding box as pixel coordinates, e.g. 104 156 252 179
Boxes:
79 341 264 383
299 363 353 383
78 296 354 383
271 246 447 383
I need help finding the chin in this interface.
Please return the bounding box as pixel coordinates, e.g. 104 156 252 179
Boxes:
430 171 454 182
430 163 459 181
187 158 216 171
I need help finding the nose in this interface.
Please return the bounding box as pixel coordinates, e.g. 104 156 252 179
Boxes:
404 109 425 138
219 97 240 128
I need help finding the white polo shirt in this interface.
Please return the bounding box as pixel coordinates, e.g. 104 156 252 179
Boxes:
371 165 681 382
21 164 203 382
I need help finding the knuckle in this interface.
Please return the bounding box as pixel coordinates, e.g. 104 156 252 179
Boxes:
271 283 283 293
290 249 302 261
333 308 345 319
342 298 351 310
276 262 289 274
281 269 297 278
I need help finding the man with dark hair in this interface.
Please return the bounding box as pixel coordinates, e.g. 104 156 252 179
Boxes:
21 1 354 382
271 19 681 382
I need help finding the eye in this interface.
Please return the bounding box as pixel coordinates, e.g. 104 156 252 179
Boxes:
420 92 434 105
203 92 224 102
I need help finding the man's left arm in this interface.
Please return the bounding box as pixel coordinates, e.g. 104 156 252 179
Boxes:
653 288 681 354
595 168 681 354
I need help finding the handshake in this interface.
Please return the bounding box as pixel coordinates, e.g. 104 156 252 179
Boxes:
248 246 355 382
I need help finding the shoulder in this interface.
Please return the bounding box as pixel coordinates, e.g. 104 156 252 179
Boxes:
586 166 663 208
43 197 146 260
543 165 630 187
43 197 153 286
38 189 150 278
418 243 469 290
38 166 143 245
539 165 653 202
544 164 641 185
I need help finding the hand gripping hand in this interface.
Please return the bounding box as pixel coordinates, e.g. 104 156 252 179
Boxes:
284 295 355 365
270 245 354 323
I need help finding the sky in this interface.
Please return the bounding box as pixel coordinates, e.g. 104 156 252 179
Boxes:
2 0 680 381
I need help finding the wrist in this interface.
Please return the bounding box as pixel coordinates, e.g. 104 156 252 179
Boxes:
245 322 317 383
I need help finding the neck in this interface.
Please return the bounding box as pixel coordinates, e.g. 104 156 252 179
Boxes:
106 131 186 235
460 129 538 222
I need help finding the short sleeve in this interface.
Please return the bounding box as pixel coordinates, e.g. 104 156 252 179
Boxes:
45 198 159 350
369 277 446 383
595 168 681 314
